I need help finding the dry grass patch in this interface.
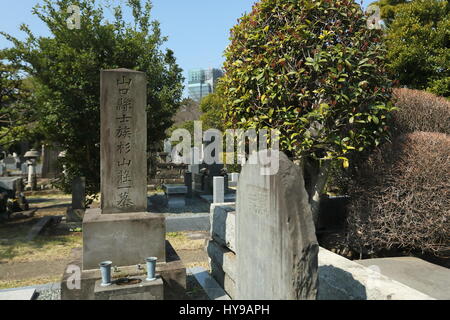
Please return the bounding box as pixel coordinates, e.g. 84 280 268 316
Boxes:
0 275 61 289
166 232 206 251
0 233 82 264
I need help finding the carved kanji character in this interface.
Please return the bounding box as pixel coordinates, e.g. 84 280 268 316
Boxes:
117 158 132 167
117 76 132 95
116 125 131 138
117 169 132 185
117 141 131 154
116 114 132 124
116 97 133 112
117 191 133 208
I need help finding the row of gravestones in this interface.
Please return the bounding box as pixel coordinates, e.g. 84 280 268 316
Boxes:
0 161 43 176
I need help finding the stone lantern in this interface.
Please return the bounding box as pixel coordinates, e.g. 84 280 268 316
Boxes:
24 149 40 190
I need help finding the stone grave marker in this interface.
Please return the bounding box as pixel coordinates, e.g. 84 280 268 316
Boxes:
100 69 148 214
236 150 319 300
82 68 165 269
72 177 86 210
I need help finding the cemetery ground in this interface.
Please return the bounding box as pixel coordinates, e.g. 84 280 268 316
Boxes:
0 186 211 299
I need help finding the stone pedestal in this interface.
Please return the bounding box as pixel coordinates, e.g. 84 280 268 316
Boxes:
82 208 166 270
61 242 186 300
94 275 163 300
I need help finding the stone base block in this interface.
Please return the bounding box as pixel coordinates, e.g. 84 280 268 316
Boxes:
94 275 163 300
61 241 187 300
206 240 236 281
66 207 85 223
210 204 236 252
210 260 236 299
82 208 166 270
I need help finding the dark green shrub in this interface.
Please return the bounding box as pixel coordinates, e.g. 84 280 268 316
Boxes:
221 0 394 223
222 0 394 164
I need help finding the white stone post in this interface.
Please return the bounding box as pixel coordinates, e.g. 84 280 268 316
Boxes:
213 176 225 204
26 159 36 189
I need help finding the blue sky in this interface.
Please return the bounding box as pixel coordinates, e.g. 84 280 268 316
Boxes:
0 0 372 96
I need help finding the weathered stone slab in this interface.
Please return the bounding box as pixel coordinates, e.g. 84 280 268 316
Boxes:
318 248 434 300
210 260 236 299
236 151 319 300
82 208 166 270
210 204 236 253
0 288 36 300
189 266 230 300
356 257 450 300
206 240 236 281
94 275 163 300
100 69 147 214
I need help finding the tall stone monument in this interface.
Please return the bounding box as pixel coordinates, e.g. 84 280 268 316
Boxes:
82 69 165 269
236 151 319 300
61 69 186 300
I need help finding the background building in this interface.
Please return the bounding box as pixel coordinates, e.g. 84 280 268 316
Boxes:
188 68 223 101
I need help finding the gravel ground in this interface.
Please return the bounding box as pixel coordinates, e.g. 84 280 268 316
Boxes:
36 287 61 300
32 275 209 300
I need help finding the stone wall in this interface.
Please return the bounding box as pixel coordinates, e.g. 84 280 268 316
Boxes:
207 203 435 300
206 203 237 298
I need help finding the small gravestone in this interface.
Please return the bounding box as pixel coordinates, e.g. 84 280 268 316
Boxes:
236 151 319 300
72 177 86 210
66 177 86 222
4 157 16 171
21 163 27 174
184 171 192 198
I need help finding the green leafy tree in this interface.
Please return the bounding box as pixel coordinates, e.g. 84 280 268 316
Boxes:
385 0 450 97
0 59 38 150
370 0 409 26
1 0 184 197
199 84 226 131
222 0 394 224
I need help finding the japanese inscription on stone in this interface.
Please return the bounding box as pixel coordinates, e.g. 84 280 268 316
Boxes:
100 69 147 214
